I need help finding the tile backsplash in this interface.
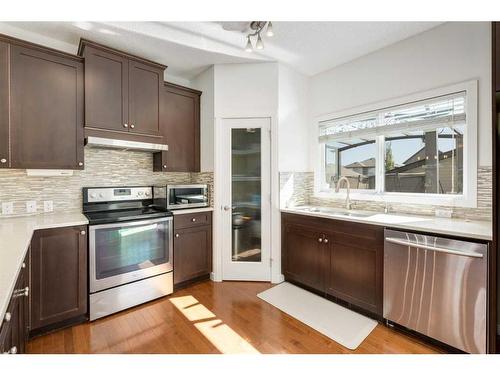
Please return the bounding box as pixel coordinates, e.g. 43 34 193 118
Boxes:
280 167 492 221
0 148 213 216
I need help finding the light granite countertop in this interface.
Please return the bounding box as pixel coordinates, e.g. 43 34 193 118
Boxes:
0 212 89 323
281 206 492 242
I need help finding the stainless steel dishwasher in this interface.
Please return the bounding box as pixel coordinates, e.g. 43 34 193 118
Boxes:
383 229 488 353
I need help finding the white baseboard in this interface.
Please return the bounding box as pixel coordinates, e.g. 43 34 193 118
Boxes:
210 272 222 282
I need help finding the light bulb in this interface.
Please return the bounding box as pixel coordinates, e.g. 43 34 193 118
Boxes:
266 21 274 37
244 36 253 52
256 33 264 50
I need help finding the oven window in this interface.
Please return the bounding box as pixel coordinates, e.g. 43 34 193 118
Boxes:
94 221 170 280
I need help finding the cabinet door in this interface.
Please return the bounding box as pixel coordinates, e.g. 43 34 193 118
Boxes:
30 226 87 331
0 261 27 354
83 46 129 132
173 225 212 285
10 45 84 169
326 235 383 315
282 222 326 292
157 84 200 172
496 23 500 92
0 40 8 168
128 60 162 135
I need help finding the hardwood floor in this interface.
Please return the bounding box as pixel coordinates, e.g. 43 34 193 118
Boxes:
27 281 442 354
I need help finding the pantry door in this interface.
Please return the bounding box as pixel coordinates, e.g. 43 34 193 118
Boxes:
220 118 271 281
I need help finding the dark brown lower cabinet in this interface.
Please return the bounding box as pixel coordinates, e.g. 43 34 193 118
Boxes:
0 252 29 354
30 225 88 335
282 223 326 292
282 213 384 316
173 212 212 287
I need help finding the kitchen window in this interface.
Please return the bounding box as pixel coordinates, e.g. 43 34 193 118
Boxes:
317 81 477 207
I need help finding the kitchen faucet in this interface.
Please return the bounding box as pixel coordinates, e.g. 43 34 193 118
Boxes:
335 176 352 210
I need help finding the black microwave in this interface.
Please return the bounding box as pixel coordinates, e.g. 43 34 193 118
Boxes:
153 184 209 210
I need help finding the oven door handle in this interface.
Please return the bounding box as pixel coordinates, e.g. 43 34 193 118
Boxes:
89 216 172 230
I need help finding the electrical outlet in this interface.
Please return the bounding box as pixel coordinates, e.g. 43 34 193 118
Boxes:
26 201 37 214
435 208 453 218
43 200 53 213
2 202 14 215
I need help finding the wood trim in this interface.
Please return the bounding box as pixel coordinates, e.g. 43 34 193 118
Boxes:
164 81 202 96
0 33 82 62
84 127 164 142
492 21 499 354
78 38 167 70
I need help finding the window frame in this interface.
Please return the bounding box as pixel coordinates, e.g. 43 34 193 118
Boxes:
314 80 478 208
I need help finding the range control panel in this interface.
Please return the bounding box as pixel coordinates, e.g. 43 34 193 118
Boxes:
84 187 153 203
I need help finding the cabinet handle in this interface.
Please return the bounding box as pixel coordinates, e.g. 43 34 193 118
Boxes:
175 233 179 238
123 123 128 128
318 237 323 243
324 238 329 244
130 124 135 129
0 158 6 164
163 165 167 169
80 230 86 235
4 346 17 354
191 218 196 222
4 312 11 322
78 162 83 167
13 287 29 298
22 262 26 269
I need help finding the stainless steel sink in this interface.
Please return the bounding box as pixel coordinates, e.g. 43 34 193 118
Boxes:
292 206 372 218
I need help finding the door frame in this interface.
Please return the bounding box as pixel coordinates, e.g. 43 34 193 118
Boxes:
213 114 283 283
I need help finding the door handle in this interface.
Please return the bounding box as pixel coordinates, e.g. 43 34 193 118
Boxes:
385 237 483 258
223 206 231 211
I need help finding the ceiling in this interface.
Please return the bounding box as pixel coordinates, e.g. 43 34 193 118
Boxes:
0 21 443 80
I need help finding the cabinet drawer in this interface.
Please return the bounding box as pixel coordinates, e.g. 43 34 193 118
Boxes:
174 211 212 229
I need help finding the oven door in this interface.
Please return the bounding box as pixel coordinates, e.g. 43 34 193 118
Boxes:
89 217 173 293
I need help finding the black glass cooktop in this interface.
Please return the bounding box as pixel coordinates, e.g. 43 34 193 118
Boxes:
84 207 172 225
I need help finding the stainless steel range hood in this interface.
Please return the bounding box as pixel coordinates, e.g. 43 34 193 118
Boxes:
85 137 168 152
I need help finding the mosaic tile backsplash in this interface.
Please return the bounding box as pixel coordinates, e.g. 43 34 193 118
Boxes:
0 148 213 216
280 167 492 221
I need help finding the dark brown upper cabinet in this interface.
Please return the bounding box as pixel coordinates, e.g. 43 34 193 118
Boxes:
30 225 88 334
0 40 8 169
153 82 201 172
79 39 166 140
81 46 129 132
0 35 84 170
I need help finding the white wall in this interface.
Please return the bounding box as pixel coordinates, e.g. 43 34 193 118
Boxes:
0 22 77 54
192 66 215 172
214 63 279 117
309 22 492 167
278 64 311 172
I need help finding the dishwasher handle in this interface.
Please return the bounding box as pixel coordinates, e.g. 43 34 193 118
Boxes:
385 237 484 259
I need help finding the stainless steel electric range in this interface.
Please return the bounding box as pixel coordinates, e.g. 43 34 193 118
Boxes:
83 186 173 321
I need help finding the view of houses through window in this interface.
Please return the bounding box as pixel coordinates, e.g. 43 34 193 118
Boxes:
322 91 466 195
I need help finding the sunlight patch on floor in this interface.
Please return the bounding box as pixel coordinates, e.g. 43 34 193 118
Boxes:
169 295 259 354
169 296 216 321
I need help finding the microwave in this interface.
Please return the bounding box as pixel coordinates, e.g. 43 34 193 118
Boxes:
154 184 209 210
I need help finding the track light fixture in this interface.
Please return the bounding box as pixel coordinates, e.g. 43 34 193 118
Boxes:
244 21 273 52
